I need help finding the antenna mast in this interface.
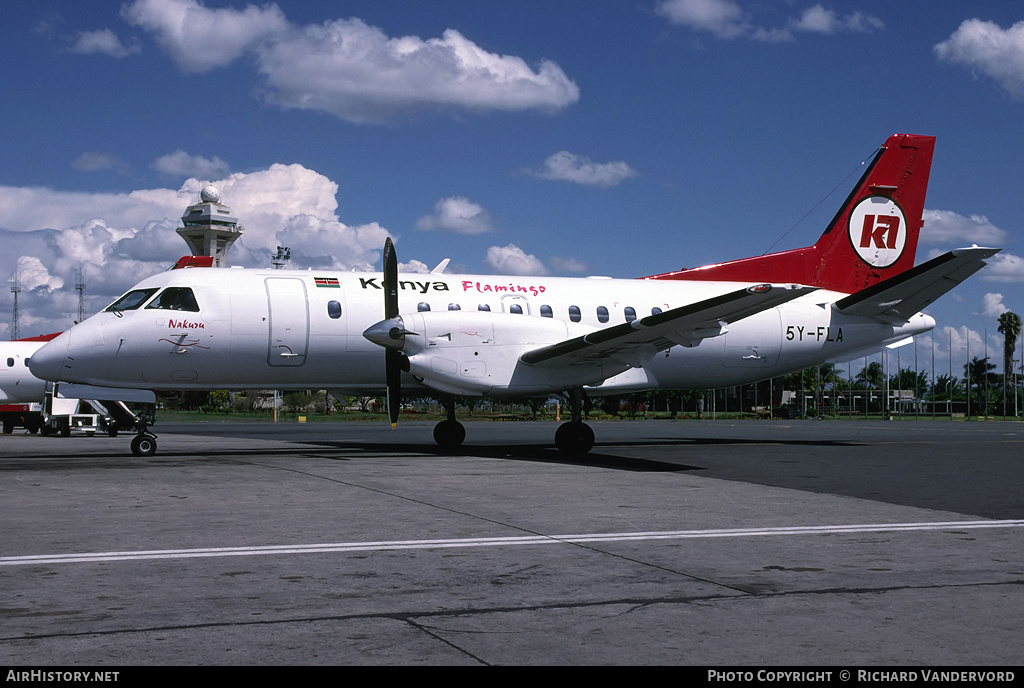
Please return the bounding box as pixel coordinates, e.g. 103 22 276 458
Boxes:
9 270 20 340
75 266 86 323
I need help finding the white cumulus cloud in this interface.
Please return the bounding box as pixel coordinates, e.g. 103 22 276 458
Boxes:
935 19 1024 99
416 197 496 235
121 1 579 123
72 151 129 174
791 5 883 35
982 293 1008 318
153 150 231 179
535 151 638 188
655 0 749 40
921 209 1008 245
0 162 397 336
15 256 63 293
122 0 287 72
71 28 140 58
980 252 1024 283
484 244 548 276
656 0 883 42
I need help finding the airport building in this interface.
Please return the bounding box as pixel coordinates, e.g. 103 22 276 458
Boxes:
176 185 243 267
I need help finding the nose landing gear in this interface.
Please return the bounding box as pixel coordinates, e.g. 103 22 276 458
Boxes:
130 404 158 457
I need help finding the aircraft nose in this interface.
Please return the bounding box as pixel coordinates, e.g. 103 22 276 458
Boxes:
28 331 70 381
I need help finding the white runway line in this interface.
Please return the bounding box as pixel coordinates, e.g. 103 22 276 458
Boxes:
3 520 1022 567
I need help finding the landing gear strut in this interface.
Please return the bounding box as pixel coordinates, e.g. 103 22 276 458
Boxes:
130 403 158 457
555 389 594 457
433 397 466 448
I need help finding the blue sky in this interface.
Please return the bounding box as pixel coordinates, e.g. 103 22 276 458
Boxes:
3 0 1024 374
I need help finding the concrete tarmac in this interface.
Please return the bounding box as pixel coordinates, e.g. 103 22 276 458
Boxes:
1 418 1022 666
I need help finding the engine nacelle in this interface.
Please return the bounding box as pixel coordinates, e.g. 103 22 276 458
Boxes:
392 310 616 396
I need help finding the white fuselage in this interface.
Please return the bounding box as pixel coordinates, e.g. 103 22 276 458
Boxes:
0 340 47 404
29 267 934 397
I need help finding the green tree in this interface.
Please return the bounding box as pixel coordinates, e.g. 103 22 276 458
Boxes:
998 311 1022 415
855 361 883 389
889 368 930 397
931 374 960 401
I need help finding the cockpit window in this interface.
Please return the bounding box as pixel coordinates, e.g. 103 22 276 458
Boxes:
105 288 159 313
146 287 200 312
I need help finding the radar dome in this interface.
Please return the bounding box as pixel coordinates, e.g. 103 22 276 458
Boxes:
200 185 221 204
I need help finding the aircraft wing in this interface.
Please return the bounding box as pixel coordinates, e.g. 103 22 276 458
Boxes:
836 247 1000 324
520 283 816 369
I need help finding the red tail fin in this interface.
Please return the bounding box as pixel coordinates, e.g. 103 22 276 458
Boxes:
645 133 935 294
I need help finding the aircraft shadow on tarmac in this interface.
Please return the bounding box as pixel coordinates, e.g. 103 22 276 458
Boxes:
0 436 864 473
294 435 865 472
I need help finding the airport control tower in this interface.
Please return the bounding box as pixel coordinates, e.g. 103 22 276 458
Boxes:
176 185 243 267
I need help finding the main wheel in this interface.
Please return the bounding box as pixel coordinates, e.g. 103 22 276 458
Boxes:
130 434 157 457
433 419 466 448
554 422 595 457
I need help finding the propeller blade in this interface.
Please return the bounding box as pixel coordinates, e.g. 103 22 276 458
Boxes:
386 349 402 428
382 238 401 428
384 237 398 320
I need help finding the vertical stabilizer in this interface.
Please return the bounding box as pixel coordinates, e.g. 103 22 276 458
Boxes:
646 134 936 294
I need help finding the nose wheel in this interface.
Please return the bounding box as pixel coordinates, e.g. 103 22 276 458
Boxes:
130 433 158 457
129 403 158 457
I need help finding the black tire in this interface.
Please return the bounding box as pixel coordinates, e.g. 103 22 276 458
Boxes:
555 422 595 457
433 419 466 448
2 417 12 435
130 434 157 457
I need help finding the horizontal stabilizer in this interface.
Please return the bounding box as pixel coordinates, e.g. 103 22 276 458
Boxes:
521 283 816 369
836 247 1000 323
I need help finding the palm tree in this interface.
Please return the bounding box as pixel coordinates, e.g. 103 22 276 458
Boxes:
964 357 998 416
998 311 1022 416
855 361 884 413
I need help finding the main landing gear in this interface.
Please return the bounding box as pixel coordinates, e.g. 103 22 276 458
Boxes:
130 403 158 457
433 397 466 449
554 388 594 457
427 392 595 457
